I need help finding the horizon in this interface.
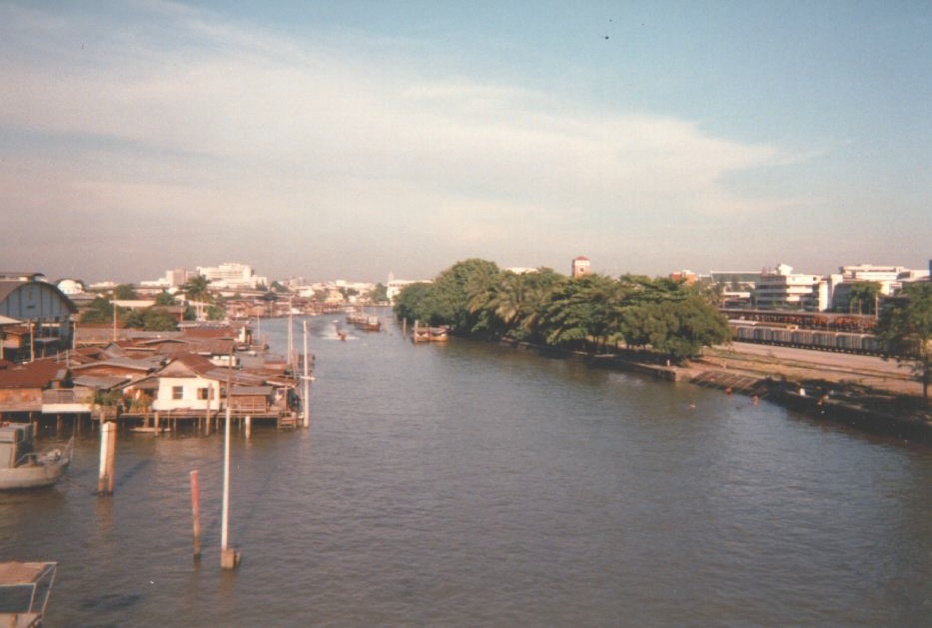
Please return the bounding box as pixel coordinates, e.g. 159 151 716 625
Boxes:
11 255 932 288
2 1 929 282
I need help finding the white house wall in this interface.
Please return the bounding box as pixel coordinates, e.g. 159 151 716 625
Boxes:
152 376 222 412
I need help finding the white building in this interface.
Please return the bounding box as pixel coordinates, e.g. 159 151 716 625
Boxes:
56 279 86 295
141 268 195 289
386 279 426 303
839 264 909 282
755 263 823 310
196 263 268 290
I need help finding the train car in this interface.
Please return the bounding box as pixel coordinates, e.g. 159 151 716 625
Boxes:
812 332 835 350
728 321 885 356
791 329 813 347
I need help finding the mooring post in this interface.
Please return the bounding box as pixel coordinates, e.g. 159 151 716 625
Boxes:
98 421 117 495
190 470 201 560
221 401 240 569
205 387 212 437
302 320 310 428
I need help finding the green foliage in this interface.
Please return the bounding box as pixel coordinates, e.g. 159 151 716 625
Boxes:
120 307 179 331
94 389 124 407
79 296 115 324
395 259 730 361
394 282 439 325
154 291 177 306
181 275 213 303
206 305 226 321
846 281 881 315
370 283 389 303
113 283 139 300
144 309 180 331
431 258 502 332
875 282 932 401
539 274 622 348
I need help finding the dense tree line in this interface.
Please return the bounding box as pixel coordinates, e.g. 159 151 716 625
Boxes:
394 259 730 363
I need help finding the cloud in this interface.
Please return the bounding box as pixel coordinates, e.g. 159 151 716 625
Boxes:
0 1 794 280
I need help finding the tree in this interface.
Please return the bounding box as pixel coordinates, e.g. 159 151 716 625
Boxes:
847 281 881 315
875 281 932 403
393 282 438 325
144 309 180 331
539 274 623 349
370 283 389 304
650 297 731 362
431 259 501 332
154 291 177 307
483 270 564 340
79 296 115 324
181 275 213 304
113 284 138 300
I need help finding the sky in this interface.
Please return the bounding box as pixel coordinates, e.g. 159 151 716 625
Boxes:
1 0 929 284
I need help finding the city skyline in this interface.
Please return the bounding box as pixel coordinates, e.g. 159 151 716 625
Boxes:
2 1 929 283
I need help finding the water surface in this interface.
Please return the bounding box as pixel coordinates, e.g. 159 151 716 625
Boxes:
2 315 931 625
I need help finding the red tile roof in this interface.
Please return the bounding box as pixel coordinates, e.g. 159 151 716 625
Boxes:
0 358 68 389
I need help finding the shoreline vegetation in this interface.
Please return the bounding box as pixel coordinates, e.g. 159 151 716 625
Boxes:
393 259 932 445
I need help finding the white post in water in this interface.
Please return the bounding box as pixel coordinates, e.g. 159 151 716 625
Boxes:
302 320 310 428
98 421 116 495
220 403 240 569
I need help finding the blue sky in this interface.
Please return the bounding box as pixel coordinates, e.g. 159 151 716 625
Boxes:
1 0 929 283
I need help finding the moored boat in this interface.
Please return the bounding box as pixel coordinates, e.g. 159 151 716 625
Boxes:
0 561 58 626
412 323 450 343
0 424 73 491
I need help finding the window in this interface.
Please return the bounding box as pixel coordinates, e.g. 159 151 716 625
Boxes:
197 387 210 400
172 386 184 400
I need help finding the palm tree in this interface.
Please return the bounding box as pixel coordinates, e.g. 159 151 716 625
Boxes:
847 281 881 315
181 275 213 304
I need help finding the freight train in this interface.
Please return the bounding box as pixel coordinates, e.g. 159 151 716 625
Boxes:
728 320 884 355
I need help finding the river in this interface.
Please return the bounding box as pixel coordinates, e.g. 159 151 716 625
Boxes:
2 315 931 625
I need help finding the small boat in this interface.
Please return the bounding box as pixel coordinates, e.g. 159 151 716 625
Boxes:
0 561 58 626
0 424 73 491
412 324 450 343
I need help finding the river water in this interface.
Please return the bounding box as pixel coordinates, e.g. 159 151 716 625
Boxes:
2 315 931 626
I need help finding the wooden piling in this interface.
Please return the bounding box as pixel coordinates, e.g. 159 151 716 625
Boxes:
205 388 213 436
244 416 252 440
190 470 202 560
98 421 117 495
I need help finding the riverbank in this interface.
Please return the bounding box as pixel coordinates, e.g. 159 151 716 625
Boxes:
660 346 930 445
498 337 932 445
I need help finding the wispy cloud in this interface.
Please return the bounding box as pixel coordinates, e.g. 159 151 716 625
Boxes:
0 1 797 279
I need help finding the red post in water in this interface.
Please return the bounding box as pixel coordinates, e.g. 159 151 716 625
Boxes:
190 470 201 560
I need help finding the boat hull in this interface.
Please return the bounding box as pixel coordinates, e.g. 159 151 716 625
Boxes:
0 462 68 490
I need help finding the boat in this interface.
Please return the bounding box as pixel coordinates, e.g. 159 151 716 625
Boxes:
0 561 58 626
412 323 449 343
356 316 382 332
0 424 73 491
345 308 382 332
